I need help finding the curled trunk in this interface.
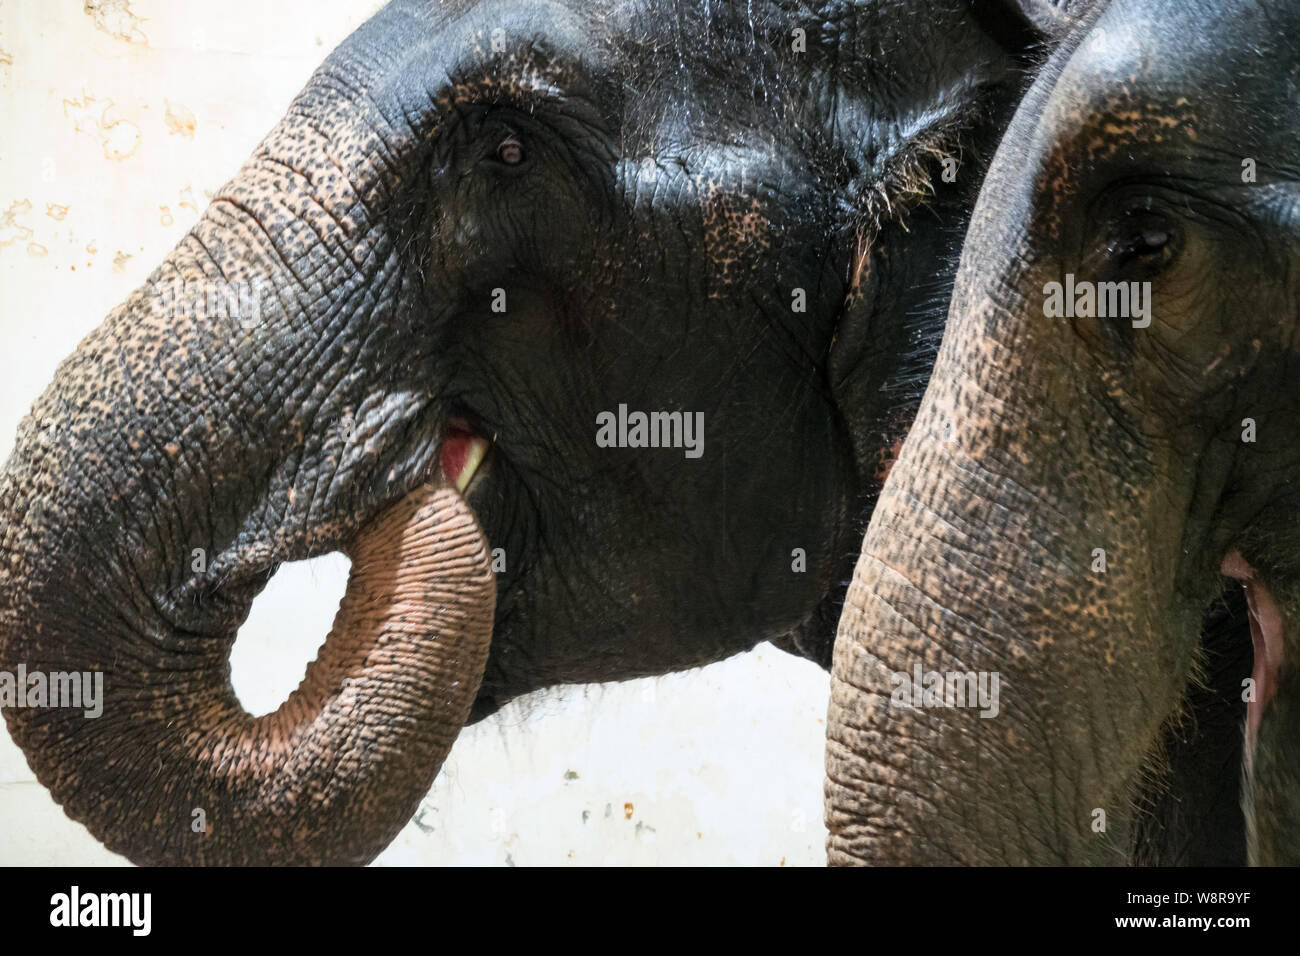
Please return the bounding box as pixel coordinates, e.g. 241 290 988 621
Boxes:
0 0 495 865
2 483 493 865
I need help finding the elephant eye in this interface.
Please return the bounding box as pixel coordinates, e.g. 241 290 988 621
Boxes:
1110 227 1170 266
1096 207 1178 279
495 135 525 166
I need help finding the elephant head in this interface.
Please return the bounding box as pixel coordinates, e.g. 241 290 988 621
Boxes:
827 0 1299 864
1 0 1072 865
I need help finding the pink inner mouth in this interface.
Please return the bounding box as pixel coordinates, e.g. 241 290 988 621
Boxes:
440 421 476 485
1221 550 1286 776
440 416 493 492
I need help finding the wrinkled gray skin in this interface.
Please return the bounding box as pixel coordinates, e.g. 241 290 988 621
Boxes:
828 0 1299 865
0 0 1072 864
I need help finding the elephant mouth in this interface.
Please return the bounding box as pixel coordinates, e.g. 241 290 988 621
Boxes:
439 416 493 495
1221 550 1285 772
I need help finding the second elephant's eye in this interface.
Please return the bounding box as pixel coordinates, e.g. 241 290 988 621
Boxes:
1092 205 1179 282
1105 228 1175 283
496 136 525 166
1111 227 1170 267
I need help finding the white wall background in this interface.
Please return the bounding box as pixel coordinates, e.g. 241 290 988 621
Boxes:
0 0 831 866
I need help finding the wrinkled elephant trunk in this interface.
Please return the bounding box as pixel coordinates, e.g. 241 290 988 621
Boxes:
826 94 1293 862
0 0 500 864
825 170 1213 863
826 0 1300 866
2 481 493 865
825 345 1193 863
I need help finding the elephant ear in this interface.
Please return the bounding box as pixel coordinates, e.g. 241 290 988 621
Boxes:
968 0 1103 56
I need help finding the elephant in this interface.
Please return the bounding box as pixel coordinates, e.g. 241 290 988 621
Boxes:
0 0 1082 866
826 0 1298 865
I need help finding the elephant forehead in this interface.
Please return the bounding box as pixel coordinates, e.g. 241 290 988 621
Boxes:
1040 75 1201 173
1011 83 1201 239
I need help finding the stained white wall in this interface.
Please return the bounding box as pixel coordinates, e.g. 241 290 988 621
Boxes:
0 0 831 866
